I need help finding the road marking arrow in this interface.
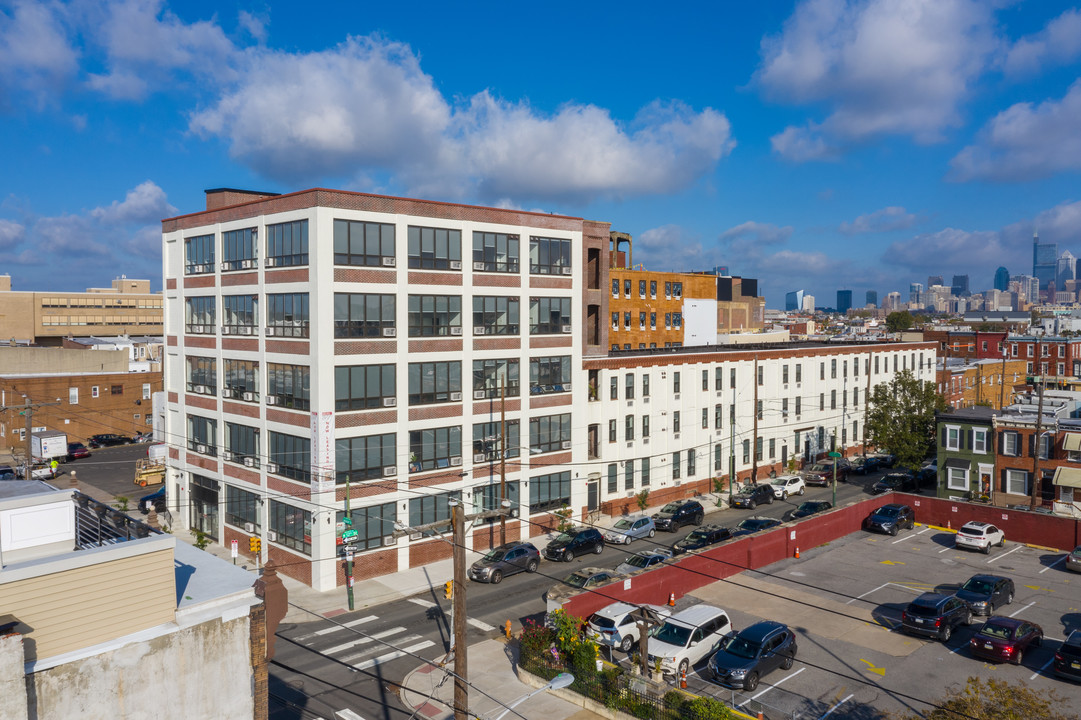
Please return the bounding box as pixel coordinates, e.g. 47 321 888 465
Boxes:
1023 585 1052 592
860 658 886 676
880 560 906 565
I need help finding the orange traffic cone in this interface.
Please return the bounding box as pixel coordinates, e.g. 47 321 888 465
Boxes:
794 547 800 559
680 667 687 689
668 593 676 607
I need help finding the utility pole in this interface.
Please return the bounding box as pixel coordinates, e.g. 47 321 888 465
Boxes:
863 352 872 456
0 397 61 479
344 473 355 611
750 355 759 482
999 345 1008 410
500 377 507 546
1030 378 1046 511
729 382 736 503
451 501 468 720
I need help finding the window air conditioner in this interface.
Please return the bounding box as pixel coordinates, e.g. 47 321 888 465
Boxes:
450 456 463 466
449 392 462 402
244 522 254 533
473 390 487 400
449 260 462 270
242 391 255 402
221 450 235 461
473 262 486 271
474 326 486 335
220 388 234 399
267 531 278 542
450 326 462 335
194 385 206 394
196 444 208 454
561 440 572 450
242 259 256 269
220 263 231 271
243 457 256 467
561 267 572 275
561 325 572 333
383 535 396 546
265 396 279 406
265 327 277 336
473 453 487 463
383 466 396 477
381 257 396 267
240 326 253 335
562 383 571 391
382 327 397 337
265 257 278 267
266 462 279 474
383 397 397 407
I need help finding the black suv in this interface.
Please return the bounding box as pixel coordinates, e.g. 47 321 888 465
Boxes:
652 500 704 532
789 501 832 520
731 516 782 537
1054 629 1081 682
871 472 920 494
88 433 132 448
730 484 775 509
863 503 915 536
955 574 1014 616
672 525 731 555
543 527 604 562
706 620 798 691
901 593 972 641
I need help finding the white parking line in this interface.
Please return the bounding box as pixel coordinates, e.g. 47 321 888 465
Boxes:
1031 657 1055 680
847 582 890 605
1039 555 1068 574
325 626 407 655
986 545 1022 564
817 693 854 719
335 711 367 720
736 668 805 706
892 528 926 545
293 615 378 642
1008 602 1036 618
938 546 952 553
351 640 436 671
408 597 496 631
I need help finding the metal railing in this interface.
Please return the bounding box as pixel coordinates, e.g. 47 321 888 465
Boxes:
73 492 162 549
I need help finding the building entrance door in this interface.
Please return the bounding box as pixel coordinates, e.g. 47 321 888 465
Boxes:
587 480 599 513
190 474 220 540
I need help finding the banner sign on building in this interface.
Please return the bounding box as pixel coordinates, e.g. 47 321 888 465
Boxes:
311 411 335 494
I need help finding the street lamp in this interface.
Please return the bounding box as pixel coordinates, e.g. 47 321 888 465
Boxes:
490 672 574 720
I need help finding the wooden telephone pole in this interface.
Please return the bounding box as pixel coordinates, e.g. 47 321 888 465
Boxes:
0 397 61 478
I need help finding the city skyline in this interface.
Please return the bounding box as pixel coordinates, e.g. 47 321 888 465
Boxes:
2 1 1081 308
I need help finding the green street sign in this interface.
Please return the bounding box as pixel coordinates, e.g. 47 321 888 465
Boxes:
341 529 359 543
828 451 842 458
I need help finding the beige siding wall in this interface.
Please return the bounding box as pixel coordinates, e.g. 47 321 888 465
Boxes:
0 548 175 662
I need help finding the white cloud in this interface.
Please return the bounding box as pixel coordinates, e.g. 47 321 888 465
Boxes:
839 206 917 234
1003 9 1081 77
0 0 79 109
949 79 1081 182
757 0 998 161
237 10 267 44
190 35 735 203
0 218 25 249
90 180 177 224
720 221 793 246
1002 199 1081 246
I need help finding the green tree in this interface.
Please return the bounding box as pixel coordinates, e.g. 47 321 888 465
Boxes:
866 369 946 470
893 677 1073 720
885 310 915 333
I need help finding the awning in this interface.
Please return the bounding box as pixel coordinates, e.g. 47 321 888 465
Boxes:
1064 434 1081 452
944 458 970 471
1052 467 1081 488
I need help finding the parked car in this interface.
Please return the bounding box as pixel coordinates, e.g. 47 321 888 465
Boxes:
0 464 17 480
850 456 882 475
66 442 91 460
543 527 605 562
731 516 782 538
901 593 972 642
468 541 540 584
652 500 704 532
602 515 656 545
872 452 897 468
17 463 58 480
871 472 920 495
863 503 915 536
616 548 673 576
586 602 672 653
705 620 798 691
647 604 733 677
545 567 625 605
955 521 1005 555
672 525 732 555
1068 545 1081 573
789 501 832 520
768 475 806 499
138 486 166 513
88 433 132 448
969 617 1043 665
730 483 775 509
913 464 937 487
133 432 154 443
802 459 850 486
1053 629 1081 682
955 574 1015 616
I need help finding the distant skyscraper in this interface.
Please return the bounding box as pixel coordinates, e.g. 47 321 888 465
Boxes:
802 294 815 313
1011 274 1040 303
865 290 878 307
993 266 1010 292
951 275 969 297
1033 231 1057 290
1056 250 1076 289
785 289 804 312
927 275 944 289
837 290 853 314
884 291 902 311
909 282 924 306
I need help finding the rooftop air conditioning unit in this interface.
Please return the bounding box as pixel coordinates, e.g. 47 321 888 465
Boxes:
450 456 463 466
242 391 255 402
383 466 396 476
383 397 397 407
244 522 254 533
382 327 397 337
266 462 279 474
473 326 486 335
450 327 462 336
449 392 462 402
267 531 278 542
449 260 462 270
196 444 208 454
473 390 487 400
243 457 256 467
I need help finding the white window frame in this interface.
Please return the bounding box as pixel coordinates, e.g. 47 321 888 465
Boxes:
91 385 100 399
972 428 988 454
1003 431 1019 456
945 425 960 451
947 467 969 491
1006 469 1029 495
142 383 152 400
69 387 78 405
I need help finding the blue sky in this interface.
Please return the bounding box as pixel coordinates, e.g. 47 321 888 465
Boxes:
2 0 1081 308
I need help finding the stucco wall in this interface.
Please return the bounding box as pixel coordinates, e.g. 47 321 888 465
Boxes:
0 347 128 374
0 634 29 720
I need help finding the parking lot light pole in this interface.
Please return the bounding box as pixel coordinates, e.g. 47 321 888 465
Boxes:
829 445 841 508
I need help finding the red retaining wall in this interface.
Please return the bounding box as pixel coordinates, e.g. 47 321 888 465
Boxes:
908 495 1081 553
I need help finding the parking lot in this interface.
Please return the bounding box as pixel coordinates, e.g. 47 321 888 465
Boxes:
605 520 1081 719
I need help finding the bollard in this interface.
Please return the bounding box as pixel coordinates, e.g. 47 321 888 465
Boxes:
69 470 77 489
504 620 512 639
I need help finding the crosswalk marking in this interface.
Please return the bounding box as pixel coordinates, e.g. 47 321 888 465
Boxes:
293 615 378 642
408 597 496 631
338 634 424 664
351 640 436 671
324 626 407 656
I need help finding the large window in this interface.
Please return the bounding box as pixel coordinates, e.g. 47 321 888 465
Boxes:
947 467 969 491
408 225 462 270
473 296 520 335
530 413 571 454
224 359 259 400
1006 469 1028 495
409 426 462 472
530 356 571 394
474 481 520 516
529 297 571 334
269 501 310 555
973 428 988 454
409 490 462 531
473 420 521 462
529 236 572 275
224 485 260 531
1002 431 1020 456
186 356 216 395
225 422 259 466
222 294 257 334
334 219 395 266
338 503 396 551
336 433 396 482
269 431 311 482
473 232 519 273
408 295 462 337
409 361 462 405
267 363 311 410
472 358 520 400
222 227 257 270
334 293 396 338
185 296 215 333
529 471 570 513
266 293 309 338
187 415 217 455
185 234 215 274
336 364 396 410
266 220 308 267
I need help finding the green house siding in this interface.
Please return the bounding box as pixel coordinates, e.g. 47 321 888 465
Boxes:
936 418 995 500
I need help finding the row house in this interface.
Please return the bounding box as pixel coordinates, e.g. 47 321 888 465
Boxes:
936 357 1029 410
991 391 1081 510
922 329 1007 360
935 406 998 501
1004 335 1081 380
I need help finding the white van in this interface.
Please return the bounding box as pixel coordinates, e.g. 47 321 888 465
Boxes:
647 604 732 677
585 602 672 652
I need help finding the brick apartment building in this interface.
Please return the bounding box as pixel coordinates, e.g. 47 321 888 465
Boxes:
936 357 1029 410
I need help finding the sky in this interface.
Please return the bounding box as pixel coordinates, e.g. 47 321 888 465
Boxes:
2 0 1081 309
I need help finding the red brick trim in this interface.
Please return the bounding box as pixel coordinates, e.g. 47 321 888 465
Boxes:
408 271 462 286
166 278 177 290
335 340 398 355
224 463 261 485
408 339 463 353
529 394 572 410
473 337 521 351
168 447 180 460
185 336 216 349
336 410 397 428
267 546 312 586
410 539 453 566
529 336 573 349
223 338 259 352
473 274 521 288
266 339 310 355
529 277 573 290
408 404 463 422
472 398 521 415
338 480 397 502
221 272 259 286
268 474 311 501
408 470 463 488
184 275 215 289
350 548 398 581
528 451 571 469
265 268 309 283
167 336 178 346
267 408 310 428
333 268 396 284
168 391 179 403
186 452 219 472
223 400 260 418
185 394 218 411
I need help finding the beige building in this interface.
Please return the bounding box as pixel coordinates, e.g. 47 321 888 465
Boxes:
0 275 163 344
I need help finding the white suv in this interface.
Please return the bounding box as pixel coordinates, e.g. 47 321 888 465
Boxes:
955 521 1005 555
647 604 732 677
769 474 806 499
585 602 672 652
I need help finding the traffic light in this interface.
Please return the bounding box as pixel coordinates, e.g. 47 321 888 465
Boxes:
444 580 453 599
249 537 261 553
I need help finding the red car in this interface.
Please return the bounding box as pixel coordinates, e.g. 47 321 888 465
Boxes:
67 442 91 460
969 617 1043 665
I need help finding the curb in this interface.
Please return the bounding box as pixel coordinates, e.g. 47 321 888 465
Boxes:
1023 542 1064 553
917 523 957 534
